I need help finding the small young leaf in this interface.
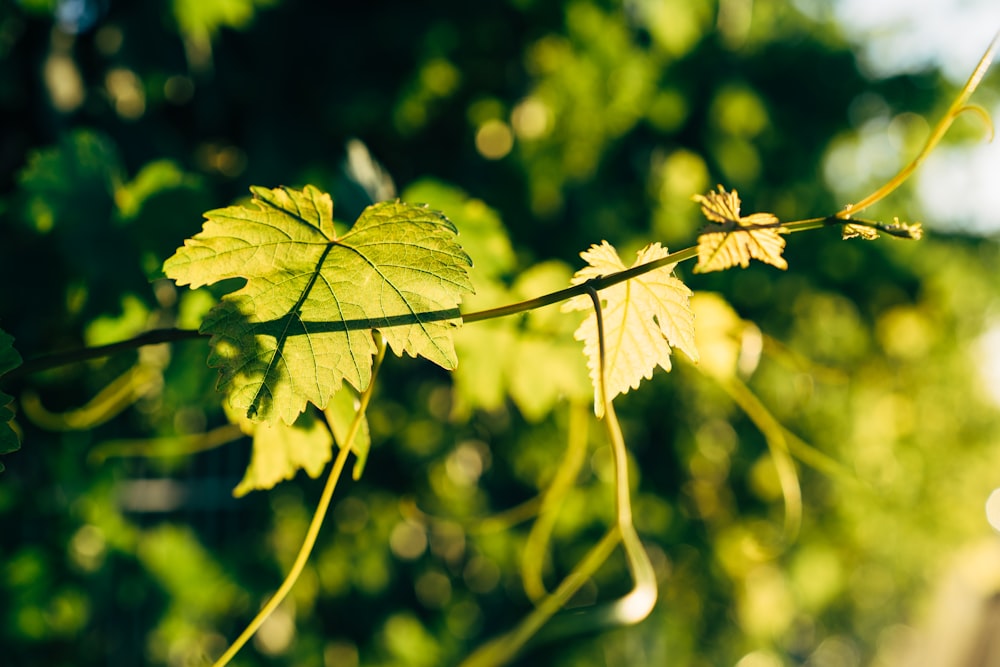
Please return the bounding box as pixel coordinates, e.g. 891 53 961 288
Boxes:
842 223 880 240
880 217 923 240
842 217 923 240
562 242 698 416
0 330 22 471
693 185 787 273
164 185 473 424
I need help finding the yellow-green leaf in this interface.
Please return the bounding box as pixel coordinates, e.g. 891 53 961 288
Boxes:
842 222 880 240
562 242 698 416
163 185 473 424
843 217 923 240
232 409 333 497
693 185 787 273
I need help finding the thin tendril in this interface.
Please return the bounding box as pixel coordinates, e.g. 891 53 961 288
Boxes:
209 337 386 667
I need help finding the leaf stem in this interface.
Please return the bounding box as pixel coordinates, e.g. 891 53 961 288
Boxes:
841 29 999 217
462 246 700 324
6 248 702 377
5 328 204 380
209 339 386 667
521 400 591 603
588 286 657 625
458 527 622 667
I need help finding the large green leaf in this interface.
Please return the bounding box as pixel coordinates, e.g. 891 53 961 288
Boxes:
0 330 23 471
164 185 473 424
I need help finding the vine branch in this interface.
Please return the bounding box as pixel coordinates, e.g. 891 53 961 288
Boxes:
4 328 204 380
841 28 999 217
0 214 936 381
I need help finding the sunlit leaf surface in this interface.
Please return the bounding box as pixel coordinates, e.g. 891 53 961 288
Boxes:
232 409 333 497
693 186 787 273
164 185 473 423
563 241 698 415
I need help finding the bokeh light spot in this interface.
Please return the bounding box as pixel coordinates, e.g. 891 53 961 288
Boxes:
985 488 1000 531
324 640 359 667
390 521 427 560
253 602 296 656
164 75 195 104
105 68 145 120
334 496 369 534
475 120 514 160
69 524 106 572
735 649 783 667
511 97 550 139
44 52 84 112
414 570 452 609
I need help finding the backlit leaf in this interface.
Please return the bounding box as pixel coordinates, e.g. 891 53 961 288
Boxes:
232 408 333 497
843 217 923 240
842 223 880 240
562 242 698 415
164 185 473 424
0 330 22 471
693 185 787 273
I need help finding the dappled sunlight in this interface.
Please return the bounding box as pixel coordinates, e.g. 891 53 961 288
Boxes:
475 120 514 160
43 51 84 112
105 68 146 120
986 489 1000 531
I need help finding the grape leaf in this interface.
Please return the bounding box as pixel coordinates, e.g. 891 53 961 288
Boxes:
842 217 923 240
232 408 333 497
0 330 23 472
164 185 473 424
692 185 787 273
562 242 698 416
842 222 880 241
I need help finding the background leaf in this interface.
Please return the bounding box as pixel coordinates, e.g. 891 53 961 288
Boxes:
0 330 22 470
164 185 473 424
452 261 591 421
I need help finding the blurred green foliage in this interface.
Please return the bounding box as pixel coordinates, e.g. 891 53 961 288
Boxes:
2 1 1000 666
